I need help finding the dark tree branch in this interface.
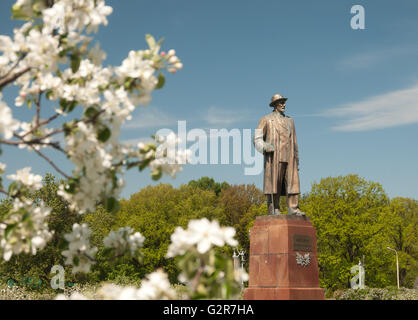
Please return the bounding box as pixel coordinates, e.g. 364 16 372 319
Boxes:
0 54 27 82
35 92 42 127
20 111 61 139
0 188 9 196
0 67 30 89
32 148 71 179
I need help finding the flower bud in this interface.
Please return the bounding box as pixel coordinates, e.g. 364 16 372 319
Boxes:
160 51 166 56
167 49 176 57
174 62 183 70
168 68 177 74
168 56 178 64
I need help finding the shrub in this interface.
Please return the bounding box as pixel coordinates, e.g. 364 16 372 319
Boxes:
333 287 418 300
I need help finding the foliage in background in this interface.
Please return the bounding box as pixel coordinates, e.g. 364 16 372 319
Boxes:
301 174 417 290
333 287 418 300
188 177 229 196
0 174 81 290
0 174 417 295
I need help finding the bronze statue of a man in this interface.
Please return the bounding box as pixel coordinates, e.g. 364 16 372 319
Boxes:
254 94 305 216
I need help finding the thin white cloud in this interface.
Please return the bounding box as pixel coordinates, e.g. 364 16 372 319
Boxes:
187 128 244 139
338 45 418 70
206 106 253 125
121 137 154 146
326 84 418 131
124 105 254 130
123 106 177 129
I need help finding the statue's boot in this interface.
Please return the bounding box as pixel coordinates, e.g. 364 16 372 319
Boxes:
268 203 282 215
287 194 305 216
288 208 305 216
273 208 282 215
267 194 281 215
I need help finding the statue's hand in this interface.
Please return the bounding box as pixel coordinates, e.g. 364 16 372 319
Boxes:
264 142 275 153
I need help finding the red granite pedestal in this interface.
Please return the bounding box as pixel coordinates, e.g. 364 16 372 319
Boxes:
243 215 325 300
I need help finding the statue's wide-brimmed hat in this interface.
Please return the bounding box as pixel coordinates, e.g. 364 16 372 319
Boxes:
269 93 288 107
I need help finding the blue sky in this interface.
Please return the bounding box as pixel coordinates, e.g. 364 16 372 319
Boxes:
1 0 418 200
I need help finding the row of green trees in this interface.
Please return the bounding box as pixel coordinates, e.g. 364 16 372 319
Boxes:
0 174 416 291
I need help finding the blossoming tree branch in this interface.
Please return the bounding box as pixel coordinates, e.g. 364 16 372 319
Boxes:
0 0 245 299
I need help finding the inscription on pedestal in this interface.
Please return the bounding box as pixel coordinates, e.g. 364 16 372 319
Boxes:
293 234 313 252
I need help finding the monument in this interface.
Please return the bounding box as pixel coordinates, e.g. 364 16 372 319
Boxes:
243 94 324 300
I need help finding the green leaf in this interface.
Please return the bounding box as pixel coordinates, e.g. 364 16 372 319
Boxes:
138 158 153 171
156 37 165 48
58 49 68 58
64 178 79 194
151 168 163 181
155 73 165 90
63 121 75 136
84 106 98 119
73 256 79 266
59 98 68 111
8 181 19 196
70 54 81 73
68 100 77 112
145 34 156 49
11 5 31 21
58 239 67 250
97 127 111 143
26 99 32 109
105 197 120 214
21 210 30 222
101 247 114 257
124 77 134 89
5 223 17 239
45 89 54 100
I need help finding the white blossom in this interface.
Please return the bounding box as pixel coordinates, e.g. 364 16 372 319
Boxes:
0 35 16 70
116 50 154 80
58 120 121 213
42 0 113 35
136 269 177 300
55 292 89 300
62 223 98 273
87 42 107 66
103 227 145 256
0 198 53 261
166 218 238 258
102 87 135 121
97 283 139 300
37 72 63 92
12 0 39 19
234 268 249 283
7 167 43 190
25 29 61 72
17 119 54 151
137 133 191 179
0 94 20 139
57 269 177 300
1 0 185 234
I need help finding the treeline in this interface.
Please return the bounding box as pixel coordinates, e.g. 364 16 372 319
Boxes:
0 174 416 292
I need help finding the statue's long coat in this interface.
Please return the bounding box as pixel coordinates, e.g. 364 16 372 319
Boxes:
254 112 300 195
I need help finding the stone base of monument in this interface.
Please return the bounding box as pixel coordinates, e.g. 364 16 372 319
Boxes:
243 215 325 300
